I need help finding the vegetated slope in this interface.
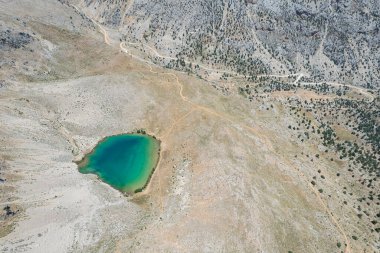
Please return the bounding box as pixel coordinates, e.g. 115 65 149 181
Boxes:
70 0 380 88
1 0 379 252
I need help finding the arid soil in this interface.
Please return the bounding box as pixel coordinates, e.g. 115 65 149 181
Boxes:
0 1 379 252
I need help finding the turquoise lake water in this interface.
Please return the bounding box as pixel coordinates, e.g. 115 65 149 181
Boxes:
78 134 160 194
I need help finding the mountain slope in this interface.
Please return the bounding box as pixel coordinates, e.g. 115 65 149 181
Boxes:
0 1 379 252
71 0 380 88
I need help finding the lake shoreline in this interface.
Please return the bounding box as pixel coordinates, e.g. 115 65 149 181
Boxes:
74 130 161 196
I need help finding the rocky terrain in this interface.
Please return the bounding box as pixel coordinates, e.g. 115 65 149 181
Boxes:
70 0 380 88
0 0 379 253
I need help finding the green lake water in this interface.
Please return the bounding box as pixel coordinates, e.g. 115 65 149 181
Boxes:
78 134 160 194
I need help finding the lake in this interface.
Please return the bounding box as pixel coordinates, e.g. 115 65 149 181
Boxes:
78 134 160 194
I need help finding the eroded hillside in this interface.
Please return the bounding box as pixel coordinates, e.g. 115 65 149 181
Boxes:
69 0 380 88
0 0 379 253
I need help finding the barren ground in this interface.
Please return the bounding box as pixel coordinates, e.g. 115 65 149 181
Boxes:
0 1 378 252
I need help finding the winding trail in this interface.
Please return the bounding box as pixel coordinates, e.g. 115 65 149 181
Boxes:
121 41 374 103
70 4 354 252
71 4 111 45
293 73 304 85
121 39 355 253
300 81 375 102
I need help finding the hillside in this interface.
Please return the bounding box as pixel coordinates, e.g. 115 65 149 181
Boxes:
0 0 379 252
70 0 380 88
